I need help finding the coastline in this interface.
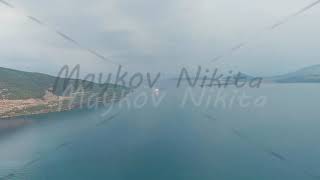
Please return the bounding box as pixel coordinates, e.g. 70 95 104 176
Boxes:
0 90 125 119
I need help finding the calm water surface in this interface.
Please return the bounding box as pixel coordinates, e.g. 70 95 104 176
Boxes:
0 84 320 180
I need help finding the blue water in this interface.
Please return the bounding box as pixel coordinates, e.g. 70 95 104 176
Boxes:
0 84 320 180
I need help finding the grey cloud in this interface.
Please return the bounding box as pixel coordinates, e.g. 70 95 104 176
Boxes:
1 0 320 76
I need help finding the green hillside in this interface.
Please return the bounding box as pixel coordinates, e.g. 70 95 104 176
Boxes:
0 67 127 100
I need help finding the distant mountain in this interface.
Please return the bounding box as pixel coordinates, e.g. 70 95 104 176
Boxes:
235 72 255 80
166 65 320 85
270 65 320 83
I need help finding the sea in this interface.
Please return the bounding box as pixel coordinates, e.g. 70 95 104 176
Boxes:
0 83 320 180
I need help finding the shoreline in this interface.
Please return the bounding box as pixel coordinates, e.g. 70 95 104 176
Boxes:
0 93 124 119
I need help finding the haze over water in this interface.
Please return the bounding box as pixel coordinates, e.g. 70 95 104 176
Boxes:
0 84 320 180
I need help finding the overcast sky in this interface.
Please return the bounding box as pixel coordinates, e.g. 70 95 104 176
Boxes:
1 0 320 77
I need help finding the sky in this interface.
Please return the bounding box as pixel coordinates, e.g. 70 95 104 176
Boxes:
0 0 320 77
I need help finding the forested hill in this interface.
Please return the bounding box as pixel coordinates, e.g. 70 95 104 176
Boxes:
0 67 126 100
